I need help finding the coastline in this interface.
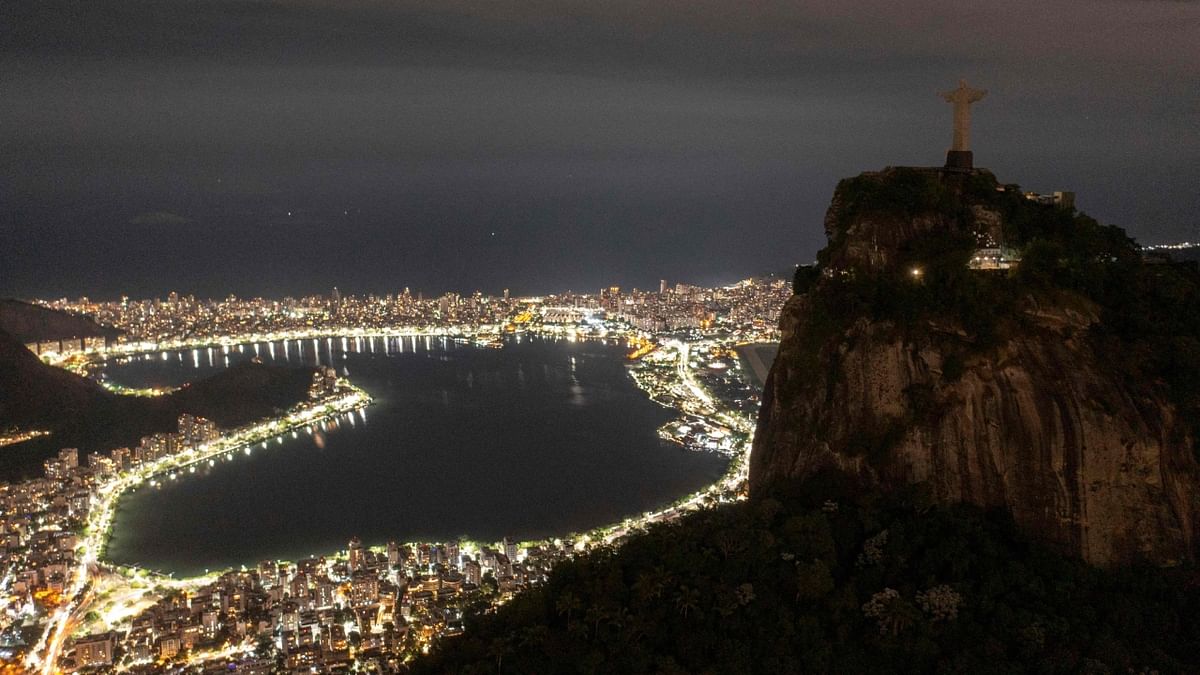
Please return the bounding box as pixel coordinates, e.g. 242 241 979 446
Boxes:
22 327 766 670
98 332 754 580
24 387 372 672
93 388 373 570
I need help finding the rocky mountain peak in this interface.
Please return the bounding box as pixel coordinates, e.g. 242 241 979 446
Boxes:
751 167 1200 566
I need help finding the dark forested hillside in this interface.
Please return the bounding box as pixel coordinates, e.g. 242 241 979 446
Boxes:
0 326 314 474
0 298 120 343
412 476 1200 674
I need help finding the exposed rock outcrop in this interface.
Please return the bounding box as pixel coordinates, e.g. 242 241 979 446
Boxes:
751 167 1200 566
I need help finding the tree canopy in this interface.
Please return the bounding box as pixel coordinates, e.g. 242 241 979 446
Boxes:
413 476 1200 674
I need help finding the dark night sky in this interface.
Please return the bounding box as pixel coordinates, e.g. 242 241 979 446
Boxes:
2 0 1197 300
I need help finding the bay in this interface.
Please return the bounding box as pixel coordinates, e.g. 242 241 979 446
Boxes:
103 335 728 576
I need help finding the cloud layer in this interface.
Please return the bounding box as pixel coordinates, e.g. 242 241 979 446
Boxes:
2 0 1197 298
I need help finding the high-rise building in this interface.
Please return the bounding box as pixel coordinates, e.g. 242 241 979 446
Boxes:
309 366 339 400
43 458 68 481
314 580 336 609
74 632 116 668
259 560 279 585
600 287 622 312
111 447 131 471
289 572 309 599
463 559 481 587
660 279 668 294
178 414 218 448
58 447 79 469
349 571 379 607
348 536 364 574
87 452 116 476
138 433 178 462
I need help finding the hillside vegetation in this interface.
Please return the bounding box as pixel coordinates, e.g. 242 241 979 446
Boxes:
414 477 1200 674
0 326 315 476
806 168 1200 447
0 298 121 343
753 167 1200 566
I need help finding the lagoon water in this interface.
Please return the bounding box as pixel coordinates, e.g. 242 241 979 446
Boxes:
104 335 727 576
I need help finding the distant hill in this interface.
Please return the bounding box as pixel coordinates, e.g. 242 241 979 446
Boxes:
0 298 121 344
0 322 114 430
1169 246 1200 264
0 326 314 477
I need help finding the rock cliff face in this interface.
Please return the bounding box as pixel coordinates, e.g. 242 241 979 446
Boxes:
751 167 1200 566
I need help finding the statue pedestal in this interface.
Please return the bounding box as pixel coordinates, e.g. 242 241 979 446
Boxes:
945 150 974 171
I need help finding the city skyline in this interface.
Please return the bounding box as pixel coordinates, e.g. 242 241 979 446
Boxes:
21 274 786 306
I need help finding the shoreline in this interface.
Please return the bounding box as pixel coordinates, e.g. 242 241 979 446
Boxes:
24 388 372 672
97 333 754 581
93 389 373 572
26 327 764 670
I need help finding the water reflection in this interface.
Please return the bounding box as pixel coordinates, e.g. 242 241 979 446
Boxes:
104 336 727 576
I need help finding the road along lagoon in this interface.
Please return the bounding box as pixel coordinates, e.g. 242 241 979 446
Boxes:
104 335 728 576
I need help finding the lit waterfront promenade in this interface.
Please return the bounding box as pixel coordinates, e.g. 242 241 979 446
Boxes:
26 388 371 673
43 324 598 367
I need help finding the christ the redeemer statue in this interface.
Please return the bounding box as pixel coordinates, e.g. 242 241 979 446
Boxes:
940 79 986 170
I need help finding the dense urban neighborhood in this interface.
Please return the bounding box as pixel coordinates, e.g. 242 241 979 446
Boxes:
1 278 789 672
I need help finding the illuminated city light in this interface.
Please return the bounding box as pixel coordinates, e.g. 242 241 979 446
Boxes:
9 279 788 670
